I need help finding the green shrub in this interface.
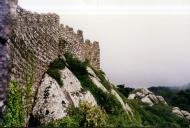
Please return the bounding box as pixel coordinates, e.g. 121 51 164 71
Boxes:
2 81 24 127
2 59 34 127
117 84 134 97
45 101 107 128
68 101 107 127
43 117 78 128
47 58 65 86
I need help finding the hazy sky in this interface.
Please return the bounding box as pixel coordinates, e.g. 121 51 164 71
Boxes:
19 0 190 87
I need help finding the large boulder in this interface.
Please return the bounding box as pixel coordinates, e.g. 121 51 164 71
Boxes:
33 67 97 124
128 93 136 100
128 88 167 106
141 96 154 106
33 74 69 124
172 107 184 118
156 96 167 104
172 107 190 122
60 67 97 107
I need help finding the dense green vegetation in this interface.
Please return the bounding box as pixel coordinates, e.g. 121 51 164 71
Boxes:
129 100 189 128
2 81 24 127
1 58 34 127
115 84 189 127
64 53 143 127
64 53 123 115
149 86 190 112
117 84 134 97
45 101 141 128
44 101 107 128
64 53 189 128
2 78 33 127
47 58 65 86
3 53 189 127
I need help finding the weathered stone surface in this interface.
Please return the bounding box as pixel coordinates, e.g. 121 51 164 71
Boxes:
172 107 190 122
128 93 136 100
181 110 190 116
0 0 18 38
60 67 97 107
128 88 167 106
141 96 154 106
172 107 185 118
136 92 145 98
156 96 167 104
33 67 97 124
33 74 69 124
0 43 10 117
186 116 190 120
87 67 98 78
139 88 152 95
148 94 159 104
0 0 18 118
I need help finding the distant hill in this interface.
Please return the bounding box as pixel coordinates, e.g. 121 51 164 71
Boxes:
149 86 190 112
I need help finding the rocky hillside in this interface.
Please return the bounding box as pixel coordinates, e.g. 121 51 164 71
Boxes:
149 86 190 112
0 2 189 127
128 88 190 123
1 53 189 128
128 88 167 106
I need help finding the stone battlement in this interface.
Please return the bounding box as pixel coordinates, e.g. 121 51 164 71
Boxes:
9 7 100 94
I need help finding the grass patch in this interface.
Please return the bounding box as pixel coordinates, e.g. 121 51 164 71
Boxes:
47 58 65 87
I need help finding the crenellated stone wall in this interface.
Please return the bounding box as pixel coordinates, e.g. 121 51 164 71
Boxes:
82 40 100 69
9 7 100 96
59 25 100 69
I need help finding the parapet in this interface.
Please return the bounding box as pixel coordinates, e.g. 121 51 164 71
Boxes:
16 7 60 25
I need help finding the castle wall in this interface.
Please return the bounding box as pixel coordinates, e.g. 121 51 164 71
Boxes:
9 8 60 93
9 7 100 94
82 40 100 69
